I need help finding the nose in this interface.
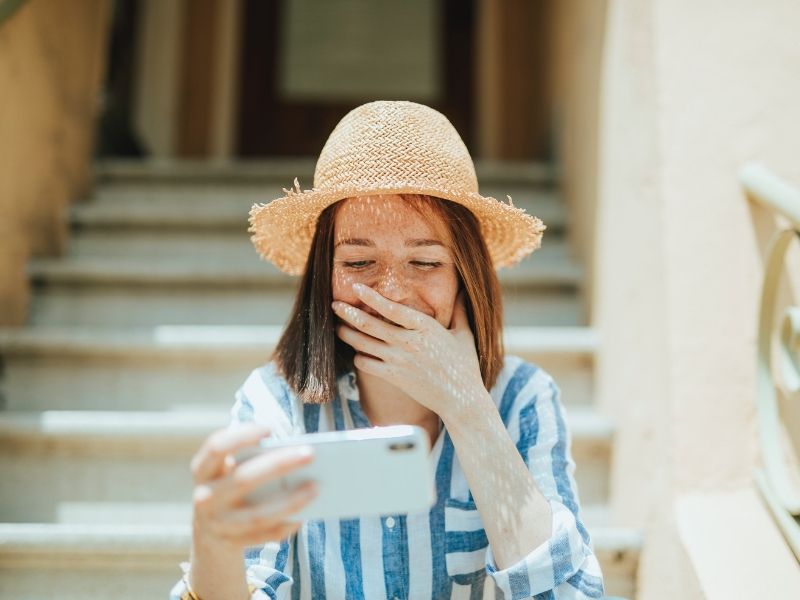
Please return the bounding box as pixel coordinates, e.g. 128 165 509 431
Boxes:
373 264 411 304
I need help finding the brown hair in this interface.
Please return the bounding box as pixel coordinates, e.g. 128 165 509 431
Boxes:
273 195 504 404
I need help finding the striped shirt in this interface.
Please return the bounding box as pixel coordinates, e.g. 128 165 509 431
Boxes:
171 356 604 599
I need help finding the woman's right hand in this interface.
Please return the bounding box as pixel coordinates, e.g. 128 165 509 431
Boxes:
189 423 317 550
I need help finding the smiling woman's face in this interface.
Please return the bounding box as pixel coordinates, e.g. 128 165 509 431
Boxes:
332 194 460 329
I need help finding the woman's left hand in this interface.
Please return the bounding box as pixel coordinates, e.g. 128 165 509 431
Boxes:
331 282 486 421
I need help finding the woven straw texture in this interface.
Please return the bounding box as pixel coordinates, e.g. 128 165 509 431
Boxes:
248 100 546 275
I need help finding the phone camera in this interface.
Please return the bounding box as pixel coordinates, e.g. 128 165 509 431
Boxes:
388 441 415 451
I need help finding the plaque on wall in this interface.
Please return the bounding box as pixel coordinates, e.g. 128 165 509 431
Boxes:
279 0 441 102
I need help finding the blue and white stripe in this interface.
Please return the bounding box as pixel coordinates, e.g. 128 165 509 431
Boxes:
171 356 604 599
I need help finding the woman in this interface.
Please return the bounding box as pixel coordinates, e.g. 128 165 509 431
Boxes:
171 101 604 599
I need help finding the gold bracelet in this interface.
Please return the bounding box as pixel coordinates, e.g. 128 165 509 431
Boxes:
180 573 202 600
181 572 258 600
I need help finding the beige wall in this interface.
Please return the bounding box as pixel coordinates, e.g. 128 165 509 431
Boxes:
594 0 800 597
547 0 608 324
0 0 109 325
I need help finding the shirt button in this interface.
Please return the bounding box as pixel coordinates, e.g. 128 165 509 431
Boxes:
385 516 396 529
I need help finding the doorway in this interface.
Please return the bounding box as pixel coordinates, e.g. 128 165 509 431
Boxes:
236 0 476 157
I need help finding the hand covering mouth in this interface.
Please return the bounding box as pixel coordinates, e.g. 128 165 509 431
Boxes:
357 304 436 329
360 307 404 327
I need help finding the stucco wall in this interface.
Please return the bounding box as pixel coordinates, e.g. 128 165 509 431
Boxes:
594 0 800 597
547 0 608 324
0 0 109 325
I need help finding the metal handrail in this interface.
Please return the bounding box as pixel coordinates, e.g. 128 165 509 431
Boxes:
742 163 800 228
742 162 800 561
0 0 26 28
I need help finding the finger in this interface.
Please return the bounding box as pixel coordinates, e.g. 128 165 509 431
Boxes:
331 300 404 342
214 481 318 536
351 283 430 330
196 445 315 513
353 351 395 380
191 423 272 484
336 324 392 360
222 454 237 477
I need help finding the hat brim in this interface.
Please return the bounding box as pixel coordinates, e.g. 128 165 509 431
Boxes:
248 185 546 276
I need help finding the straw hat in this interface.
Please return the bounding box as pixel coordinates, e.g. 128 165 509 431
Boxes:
248 100 546 275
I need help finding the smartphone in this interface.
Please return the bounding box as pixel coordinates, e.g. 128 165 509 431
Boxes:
234 425 436 521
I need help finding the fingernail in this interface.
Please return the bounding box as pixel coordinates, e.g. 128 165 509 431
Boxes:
352 282 365 293
296 445 314 458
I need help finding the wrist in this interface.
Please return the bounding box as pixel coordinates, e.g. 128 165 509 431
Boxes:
181 571 256 600
191 530 243 563
441 389 495 437
186 532 252 600
192 514 242 553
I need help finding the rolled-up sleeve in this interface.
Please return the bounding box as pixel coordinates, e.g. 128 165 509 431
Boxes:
485 367 605 599
168 537 296 600
245 538 297 599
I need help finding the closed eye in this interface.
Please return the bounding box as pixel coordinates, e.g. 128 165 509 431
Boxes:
338 260 443 270
342 260 374 269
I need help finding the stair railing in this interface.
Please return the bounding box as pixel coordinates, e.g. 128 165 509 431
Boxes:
742 162 800 561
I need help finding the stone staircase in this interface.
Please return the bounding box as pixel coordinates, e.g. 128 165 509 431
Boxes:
0 160 642 599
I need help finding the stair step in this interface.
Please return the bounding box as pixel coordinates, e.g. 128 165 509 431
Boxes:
29 252 582 288
0 523 638 599
0 407 612 522
73 185 565 233
66 226 570 263
47 501 191 525
0 523 187 600
0 325 598 357
591 526 643 600
25 256 583 327
0 409 228 442
93 159 558 187
95 157 319 184
0 326 597 411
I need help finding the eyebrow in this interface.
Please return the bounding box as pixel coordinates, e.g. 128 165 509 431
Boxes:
334 238 444 248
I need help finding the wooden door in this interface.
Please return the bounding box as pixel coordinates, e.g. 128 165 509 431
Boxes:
236 0 475 157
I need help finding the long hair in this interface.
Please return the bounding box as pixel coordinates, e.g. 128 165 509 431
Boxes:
273 195 504 404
